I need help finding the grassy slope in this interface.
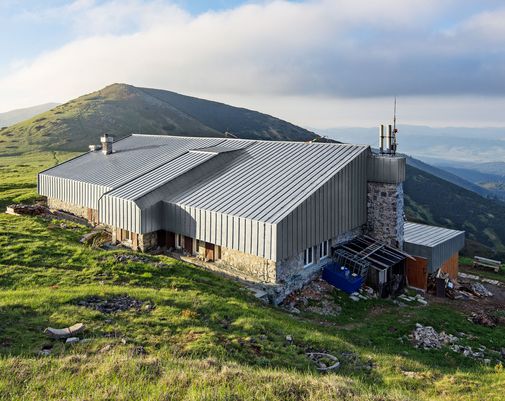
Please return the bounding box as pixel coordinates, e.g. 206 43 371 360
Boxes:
0 84 317 156
0 153 504 400
405 165 505 260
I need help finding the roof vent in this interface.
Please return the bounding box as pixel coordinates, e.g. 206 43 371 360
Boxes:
100 133 113 155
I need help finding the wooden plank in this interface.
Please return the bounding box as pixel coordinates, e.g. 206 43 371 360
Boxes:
440 252 459 279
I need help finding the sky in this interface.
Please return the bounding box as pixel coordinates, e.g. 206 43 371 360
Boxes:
1 0 505 129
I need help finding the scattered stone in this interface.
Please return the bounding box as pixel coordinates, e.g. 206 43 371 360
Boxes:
65 337 80 344
469 312 498 328
306 352 340 371
44 323 85 339
78 295 152 314
114 254 150 263
484 359 491 365
468 282 493 297
285 335 293 344
349 295 360 302
410 324 459 349
38 349 52 356
282 278 343 316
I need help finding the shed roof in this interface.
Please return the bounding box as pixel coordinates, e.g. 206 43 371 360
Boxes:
404 222 465 248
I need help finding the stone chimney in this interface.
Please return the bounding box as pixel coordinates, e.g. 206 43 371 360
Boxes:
366 125 406 249
100 133 113 155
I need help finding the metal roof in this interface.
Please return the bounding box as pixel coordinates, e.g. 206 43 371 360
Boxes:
403 222 465 272
41 134 368 224
404 222 464 247
167 140 367 223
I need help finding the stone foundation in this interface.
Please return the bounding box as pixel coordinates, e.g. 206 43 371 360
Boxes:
367 182 404 248
217 247 277 283
138 231 158 252
47 197 89 220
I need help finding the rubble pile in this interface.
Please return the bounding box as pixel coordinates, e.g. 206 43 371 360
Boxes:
469 312 498 328
78 295 154 314
410 323 459 349
282 278 343 315
398 293 428 305
6 204 49 216
459 272 504 288
349 286 376 302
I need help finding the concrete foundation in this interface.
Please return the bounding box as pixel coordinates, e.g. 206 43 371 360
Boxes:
367 182 404 248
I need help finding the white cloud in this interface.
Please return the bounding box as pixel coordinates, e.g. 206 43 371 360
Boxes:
1 0 505 127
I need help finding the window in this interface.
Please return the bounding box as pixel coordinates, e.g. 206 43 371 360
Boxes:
320 240 329 259
303 247 313 267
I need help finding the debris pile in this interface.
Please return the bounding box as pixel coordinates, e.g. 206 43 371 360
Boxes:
282 278 342 315
6 204 49 216
410 323 459 349
468 312 498 328
398 293 428 305
349 286 376 302
77 295 153 314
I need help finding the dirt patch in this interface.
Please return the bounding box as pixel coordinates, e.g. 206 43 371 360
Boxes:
77 295 154 314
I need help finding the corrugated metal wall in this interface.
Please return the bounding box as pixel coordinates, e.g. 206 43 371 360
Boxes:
276 151 368 260
404 231 465 272
163 203 277 260
38 174 110 209
98 195 142 233
367 155 406 184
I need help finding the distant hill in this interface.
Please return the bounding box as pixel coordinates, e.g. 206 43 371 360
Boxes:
0 103 59 128
405 164 505 259
0 84 318 155
405 156 495 199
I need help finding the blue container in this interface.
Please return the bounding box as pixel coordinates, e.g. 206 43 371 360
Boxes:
322 263 364 294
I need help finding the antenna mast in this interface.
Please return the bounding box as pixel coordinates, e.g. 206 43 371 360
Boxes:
392 97 398 155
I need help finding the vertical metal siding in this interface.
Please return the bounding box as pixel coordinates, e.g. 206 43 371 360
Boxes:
276 152 368 260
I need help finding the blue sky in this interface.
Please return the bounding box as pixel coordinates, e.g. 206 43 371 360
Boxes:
1 0 505 128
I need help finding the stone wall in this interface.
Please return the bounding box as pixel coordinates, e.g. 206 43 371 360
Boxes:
272 227 362 303
218 247 277 284
138 231 158 252
47 197 90 220
366 182 404 248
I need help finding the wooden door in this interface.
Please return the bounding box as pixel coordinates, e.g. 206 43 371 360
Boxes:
205 242 215 261
406 256 428 291
184 236 194 254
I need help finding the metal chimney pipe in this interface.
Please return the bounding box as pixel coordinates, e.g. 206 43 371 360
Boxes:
379 125 385 154
101 133 113 155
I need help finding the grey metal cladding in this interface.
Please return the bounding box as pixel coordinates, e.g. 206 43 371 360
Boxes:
403 222 465 272
276 150 368 260
367 154 406 184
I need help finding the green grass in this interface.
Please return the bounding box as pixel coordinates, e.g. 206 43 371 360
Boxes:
0 153 504 400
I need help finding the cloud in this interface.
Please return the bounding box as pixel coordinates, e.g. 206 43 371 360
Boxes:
1 0 505 126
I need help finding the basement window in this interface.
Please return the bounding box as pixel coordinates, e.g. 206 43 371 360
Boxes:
320 240 329 259
303 247 313 267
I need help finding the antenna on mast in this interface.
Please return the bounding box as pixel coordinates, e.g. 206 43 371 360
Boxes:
391 96 398 155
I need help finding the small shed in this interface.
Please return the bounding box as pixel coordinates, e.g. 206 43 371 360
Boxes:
332 235 410 297
403 222 465 280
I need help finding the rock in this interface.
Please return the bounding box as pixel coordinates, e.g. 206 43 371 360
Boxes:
78 295 151 314
99 344 113 353
65 337 80 344
409 324 459 349
130 345 147 356
38 349 52 356
285 335 293 344
469 312 497 328
484 359 491 365
349 295 360 302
